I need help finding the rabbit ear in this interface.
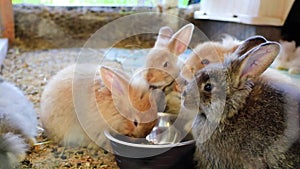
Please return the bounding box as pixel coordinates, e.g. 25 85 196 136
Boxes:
234 35 267 56
100 66 129 96
168 23 194 56
154 26 174 48
237 42 280 81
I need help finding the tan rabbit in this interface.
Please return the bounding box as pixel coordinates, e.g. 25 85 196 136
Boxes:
183 40 300 168
142 24 194 114
144 23 194 89
40 64 158 148
181 35 268 81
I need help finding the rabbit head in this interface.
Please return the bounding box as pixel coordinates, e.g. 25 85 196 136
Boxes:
144 24 194 88
181 41 236 81
183 41 281 142
100 66 158 138
181 35 267 81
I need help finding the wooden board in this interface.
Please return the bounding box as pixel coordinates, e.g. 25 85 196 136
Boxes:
194 0 295 26
0 0 15 43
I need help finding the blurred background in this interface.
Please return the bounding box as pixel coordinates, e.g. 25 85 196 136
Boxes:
0 1 300 168
1 0 298 52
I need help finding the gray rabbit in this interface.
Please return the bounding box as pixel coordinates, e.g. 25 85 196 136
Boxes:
183 39 300 168
0 77 38 169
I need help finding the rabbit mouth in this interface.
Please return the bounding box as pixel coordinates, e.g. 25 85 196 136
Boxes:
149 85 159 90
149 79 174 90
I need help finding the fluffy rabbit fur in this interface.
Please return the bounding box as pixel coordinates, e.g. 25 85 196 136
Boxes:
271 40 300 74
0 78 38 169
183 41 300 168
181 35 267 81
272 40 296 71
288 47 300 74
178 35 265 115
40 64 158 148
181 36 239 81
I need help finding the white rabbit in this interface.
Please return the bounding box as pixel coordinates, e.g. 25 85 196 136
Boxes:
183 40 300 168
40 64 158 149
0 77 38 169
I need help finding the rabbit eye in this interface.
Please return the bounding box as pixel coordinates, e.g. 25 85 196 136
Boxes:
134 119 138 127
201 59 210 65
163 62 168 68
199 113 207 120
204 83 213 92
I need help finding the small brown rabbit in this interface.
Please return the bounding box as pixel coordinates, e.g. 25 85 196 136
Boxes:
143 24 194 114
181 35 267 81
40 64 158 148
144 23 194 89
183 41 300 168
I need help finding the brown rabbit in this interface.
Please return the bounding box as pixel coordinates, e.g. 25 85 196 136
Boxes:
144 23 194 89
40 64 158 148
143 24 194 114
183 41 300 168
181 35 267 81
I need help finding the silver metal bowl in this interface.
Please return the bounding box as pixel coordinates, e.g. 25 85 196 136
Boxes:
146 113 183 144
104 113 196 169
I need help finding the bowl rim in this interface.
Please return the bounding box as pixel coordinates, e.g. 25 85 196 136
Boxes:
157 112 178 118
104 130 195 149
